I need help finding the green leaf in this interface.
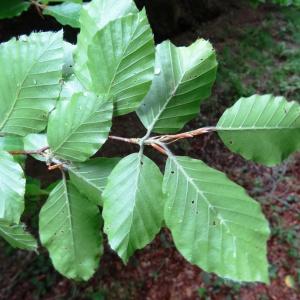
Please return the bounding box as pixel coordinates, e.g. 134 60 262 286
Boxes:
0 31 64 136
102 153 164 262
137 39 217 134
39 179 102 280
87 10 155 115
163 155 270 283
0 0 30 19
69 157 120 205
0 136 25 164
74 0 138 88
60 75 85 101
62 41 76 80
0 136 23 152
217 95 300 166
47 92 113 162
0 151 25 224
45 180 60 194
23 134 48 162
26 177 49 197
0 219 37 251
44 2 82 28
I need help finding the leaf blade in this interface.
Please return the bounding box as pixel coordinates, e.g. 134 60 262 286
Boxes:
0 0 30 19
43 2 82 28
102 153 164 262
23 133 48 162
137 39 217 133
87 10 155 115
0 219 37 251
0 31 64 136
0 136 23 152
0 151 25 224
163 155 270 283
217 94 300 166
39 179 102 280
69 157 121 205
74 0 138 88
47 92 113 162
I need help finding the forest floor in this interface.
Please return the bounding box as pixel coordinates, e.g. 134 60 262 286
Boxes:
0 3 300 300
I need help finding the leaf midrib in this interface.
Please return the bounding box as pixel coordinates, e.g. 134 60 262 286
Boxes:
62 179 79 271
146 44 214 133
146 44 184 133
169 156 231 232
122 154 143 260
69 168 100 191
98 13 142 97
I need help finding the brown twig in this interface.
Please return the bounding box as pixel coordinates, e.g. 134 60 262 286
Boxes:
154 127 216 144
150 143 167 155
7 127 212 159
48 163 64 171
30 0 46 18
108 127 214 146
108 127 214 154
108 135 139 144
9 146 49 156
30 0 46 9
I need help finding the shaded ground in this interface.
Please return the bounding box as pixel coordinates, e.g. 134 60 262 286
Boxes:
0 2 300 300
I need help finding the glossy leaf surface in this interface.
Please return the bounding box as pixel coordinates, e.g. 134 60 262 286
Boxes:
23 134 48 162
137 39 217 133
87 10 155 115
74 0 138 87
69 157 120 205
39 179 102 280
60 75 85 101
163 156 270 283
44 2 82 28
0 136 23 152
0 151 25 224
0 219 37 251
0 31 63 136
102 153 164 262
47 92 112 162
217 95 300 166
62 41 76 80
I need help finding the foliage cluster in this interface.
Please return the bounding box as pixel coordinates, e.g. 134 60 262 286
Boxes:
0 0 299 284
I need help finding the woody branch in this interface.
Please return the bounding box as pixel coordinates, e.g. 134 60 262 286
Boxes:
8 127 215 157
